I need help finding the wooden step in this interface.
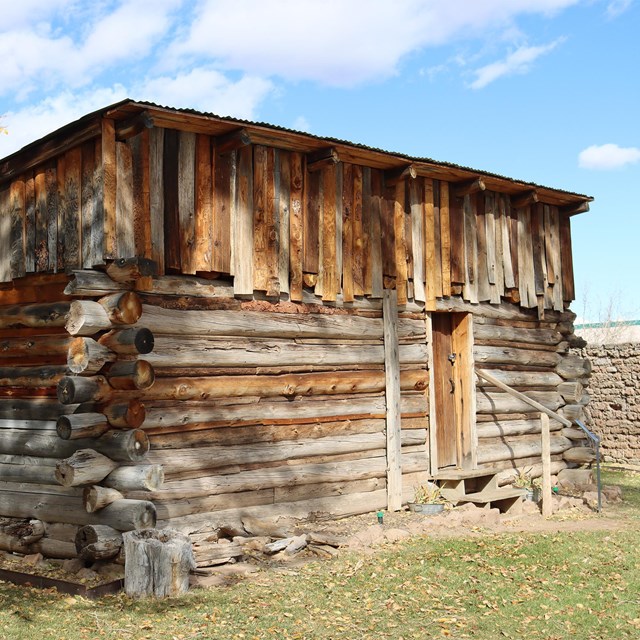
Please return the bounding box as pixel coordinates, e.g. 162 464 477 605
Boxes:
448 488 526 504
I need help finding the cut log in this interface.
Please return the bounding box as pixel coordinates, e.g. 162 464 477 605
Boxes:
475 369 563 389
76 524 123 561
58 375 110 404
557 381 584 403
562 446 596 464
103 399 146 429
0 365 67 388
67 337 116 374
0 492 156 530
56 413 110 440
98 291 143 325
559 404 585 423
475 388 565 418
124 529 195 598
477 434 572 465
497 460 568 485
55 449 118 487
193 540 244 567
0 456 58 484
562 427 589 441
0 302 70 330
94 429 150 463
98 327 155 355
0 518 45 545
105 360 155 390
140 369 426 402
66 300 112 335
474 345 560 367
556 355 591 380
102 464 164 491
472 323 562 346
106 257 157 284
83 485 125 512
0 398 78 420
476 417 562 439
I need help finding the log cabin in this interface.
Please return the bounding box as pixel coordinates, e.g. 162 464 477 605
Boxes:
0 99 594 561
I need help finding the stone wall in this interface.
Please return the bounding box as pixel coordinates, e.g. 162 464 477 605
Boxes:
581 343 640 465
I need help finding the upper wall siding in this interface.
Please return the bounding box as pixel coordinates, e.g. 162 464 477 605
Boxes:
0 122 575 313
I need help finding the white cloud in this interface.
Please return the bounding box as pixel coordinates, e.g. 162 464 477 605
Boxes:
470 38 564 89
138 69 273 119
171 0 580 86
578 144 640 170
0 86 129 157
606 0 633 18
292 116 311 132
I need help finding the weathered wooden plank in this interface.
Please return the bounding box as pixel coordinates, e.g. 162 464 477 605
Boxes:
129 131 151 260
508 198 519 291
233 144 254 296
531 202 546 296
462 193 478 303
361 167 373 295
288 151 304 301
383 290 402 511
369 170 384 297
44 160 58 272
149 127 165 272
178 131 196 274
322 163 338 301
115 141 135 259
162 128 180 270
474 344 560 367
485 193 500 304
517 206 536 308
549 206 563 311
56 155 67 272
559 215 574 302
80 141 96 268
0 187 11 282
102 119 117 260
24 174 35 273
9 177 26 279
499 194 515 289
449 184 465 285
213 146 234 274
410 178 425 303
352 165 364 297
193 134 213 272
475 192 491 302
423 179 436 309
278 152 291 294
439 181 451 297
341 163 354 302
34 167 48 271
433 180 443 297
394 182 408 304
253 145 269 291
303 167 320 275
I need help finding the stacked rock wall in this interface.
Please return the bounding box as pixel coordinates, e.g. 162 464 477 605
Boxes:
581 343 640 466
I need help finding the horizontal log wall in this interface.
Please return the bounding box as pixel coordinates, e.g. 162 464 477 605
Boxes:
0 122 575 316
138 296 429 532
474 309 590 474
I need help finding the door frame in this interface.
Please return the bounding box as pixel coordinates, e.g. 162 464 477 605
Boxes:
427 311 477 475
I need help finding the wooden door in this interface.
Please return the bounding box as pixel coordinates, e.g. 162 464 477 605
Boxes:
431 312 474 470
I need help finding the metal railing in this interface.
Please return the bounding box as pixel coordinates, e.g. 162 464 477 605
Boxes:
574 419 602 512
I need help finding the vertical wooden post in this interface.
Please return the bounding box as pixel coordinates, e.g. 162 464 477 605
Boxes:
540 412 552 517
383 289 402 511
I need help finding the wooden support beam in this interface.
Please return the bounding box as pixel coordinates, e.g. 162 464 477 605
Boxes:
559 201 590 216
540 413 552 517
306 147 340 172
115 112 154 141
453 177 485 198
511 190 538 208
383 290 402 511
215 128 253 155
384 164 417 186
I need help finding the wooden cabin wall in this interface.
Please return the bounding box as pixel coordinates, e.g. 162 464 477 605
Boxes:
0 121 577 320
132 297 430 533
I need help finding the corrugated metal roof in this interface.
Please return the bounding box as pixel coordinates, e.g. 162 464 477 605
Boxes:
1 98 592 203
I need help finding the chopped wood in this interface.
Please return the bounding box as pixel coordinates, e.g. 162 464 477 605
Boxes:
76 524 123 561
102 464 164 491
105 360 155 390
55 449 118 487
83 485 124 513
67 337 116 374
56 413 110 440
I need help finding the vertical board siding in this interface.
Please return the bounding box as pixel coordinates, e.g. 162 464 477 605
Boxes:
0 187 10 282
0 121 578 312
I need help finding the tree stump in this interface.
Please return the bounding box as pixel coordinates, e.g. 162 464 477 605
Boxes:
123 529 195 598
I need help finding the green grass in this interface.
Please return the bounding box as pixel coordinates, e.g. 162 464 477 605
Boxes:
1 470 640 640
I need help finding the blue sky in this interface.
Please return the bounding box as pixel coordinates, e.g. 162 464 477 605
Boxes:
1 0 638 321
